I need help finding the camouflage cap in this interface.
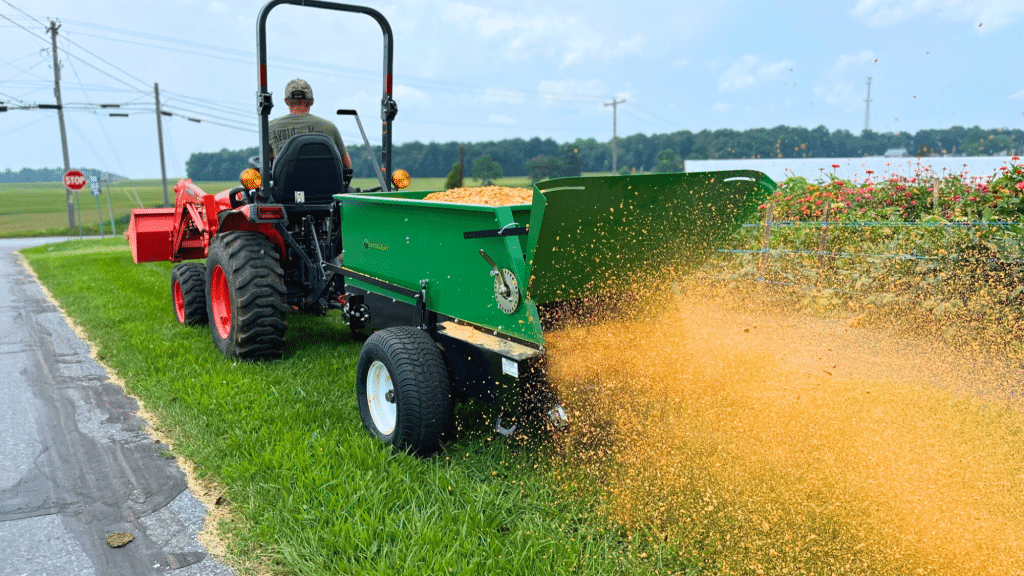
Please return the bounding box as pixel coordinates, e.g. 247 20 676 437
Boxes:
285 78 313 100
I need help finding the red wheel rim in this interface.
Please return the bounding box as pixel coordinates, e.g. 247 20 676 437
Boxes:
173 280 185 323
210 265 231 339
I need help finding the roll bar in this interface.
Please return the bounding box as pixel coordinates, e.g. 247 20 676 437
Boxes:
256 0 396 197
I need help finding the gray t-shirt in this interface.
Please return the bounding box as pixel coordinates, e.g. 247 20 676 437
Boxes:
268 113 348 159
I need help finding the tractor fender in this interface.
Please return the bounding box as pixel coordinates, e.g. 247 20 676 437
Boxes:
217 209 287 260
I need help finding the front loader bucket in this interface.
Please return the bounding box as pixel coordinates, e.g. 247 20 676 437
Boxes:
126 208 176 264
528 170 774 305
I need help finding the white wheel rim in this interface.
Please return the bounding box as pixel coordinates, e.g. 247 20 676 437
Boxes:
367 360 396 435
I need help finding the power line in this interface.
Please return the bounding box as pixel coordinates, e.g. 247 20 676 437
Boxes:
1 0 46 28
0 12 48 43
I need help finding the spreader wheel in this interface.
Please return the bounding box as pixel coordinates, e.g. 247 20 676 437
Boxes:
205 231 288 360
356 326 453 455
171 262 207 326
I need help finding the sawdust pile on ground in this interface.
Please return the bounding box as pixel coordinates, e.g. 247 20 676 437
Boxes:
423 186 533 206
545 290 1024 575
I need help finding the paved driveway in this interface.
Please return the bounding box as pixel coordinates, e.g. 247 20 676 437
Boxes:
0 238 232 576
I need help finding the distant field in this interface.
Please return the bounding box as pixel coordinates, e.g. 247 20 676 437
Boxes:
0 175 534 237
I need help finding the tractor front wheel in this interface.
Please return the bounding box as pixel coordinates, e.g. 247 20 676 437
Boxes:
356 327 453 455
205 231 288 360
171 262 207 326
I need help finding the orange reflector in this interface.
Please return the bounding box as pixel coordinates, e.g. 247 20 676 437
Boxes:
256 205 284 220
392 169 411 189
240 168 262 190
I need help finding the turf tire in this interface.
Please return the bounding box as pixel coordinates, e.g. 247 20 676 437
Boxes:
205 231 288 360
171 262 207 326
356 326 453 455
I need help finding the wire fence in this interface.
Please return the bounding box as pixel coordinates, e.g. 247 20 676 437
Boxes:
695 202 1024 327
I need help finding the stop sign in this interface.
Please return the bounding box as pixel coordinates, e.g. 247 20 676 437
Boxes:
63 170 87 191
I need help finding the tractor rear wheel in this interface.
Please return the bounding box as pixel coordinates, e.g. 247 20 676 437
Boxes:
171 262 207 326
205 231 288 360
356 326 453 455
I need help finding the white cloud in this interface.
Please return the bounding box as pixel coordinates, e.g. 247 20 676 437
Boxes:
439 3 647 68
537 79 608 106
486 88 525 106
834 50 877 71
487 114 517 126
393 84 430 110
672 57 689 69
477 15 517 36
718 55 795 91
850 0 1024 30
1011 88 1024 100
442 2 492 25
712 102 733 113
813 51 877 112
617 34 647 55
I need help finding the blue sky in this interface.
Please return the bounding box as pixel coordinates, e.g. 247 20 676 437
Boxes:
2 0 1022 178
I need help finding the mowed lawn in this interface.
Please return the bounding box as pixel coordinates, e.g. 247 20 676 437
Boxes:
1 175 533 237
21 238 681 576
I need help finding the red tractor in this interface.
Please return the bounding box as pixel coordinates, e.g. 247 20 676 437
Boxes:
129 0 403 361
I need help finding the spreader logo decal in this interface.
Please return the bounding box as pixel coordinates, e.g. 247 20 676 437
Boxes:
363 239 389 253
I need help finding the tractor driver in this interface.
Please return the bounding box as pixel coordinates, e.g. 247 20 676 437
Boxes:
268 78 354 173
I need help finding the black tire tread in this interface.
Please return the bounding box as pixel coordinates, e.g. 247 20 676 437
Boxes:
358 326 452 455
171 262 207 326
206 231 288 360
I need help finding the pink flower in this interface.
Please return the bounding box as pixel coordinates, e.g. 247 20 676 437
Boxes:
1013 156 1020 161
1000 166 1009 171
1017 182 1024 191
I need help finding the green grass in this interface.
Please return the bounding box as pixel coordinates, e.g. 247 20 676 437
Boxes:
21 238 692 576
1 176 535 238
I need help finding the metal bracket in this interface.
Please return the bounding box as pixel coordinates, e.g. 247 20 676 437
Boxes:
381 97 398 122
257 92 274 116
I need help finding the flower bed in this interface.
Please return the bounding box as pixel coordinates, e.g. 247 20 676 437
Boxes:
705 157 1024 346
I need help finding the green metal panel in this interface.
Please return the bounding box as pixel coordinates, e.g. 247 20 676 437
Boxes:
529 170 774 304
338 191 545 345
337 170 773 346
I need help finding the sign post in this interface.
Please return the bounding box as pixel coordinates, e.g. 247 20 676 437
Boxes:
63 170 86 238
102 176 116 235
88 176 105 238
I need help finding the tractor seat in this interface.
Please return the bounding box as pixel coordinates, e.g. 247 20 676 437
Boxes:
270 133 345 204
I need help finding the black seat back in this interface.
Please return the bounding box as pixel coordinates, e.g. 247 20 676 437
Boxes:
270 133 345 204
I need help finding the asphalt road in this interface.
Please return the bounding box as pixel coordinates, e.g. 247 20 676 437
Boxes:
0 238 233 576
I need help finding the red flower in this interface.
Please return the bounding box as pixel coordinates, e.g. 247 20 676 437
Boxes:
832 163 840 169
865 169 875 174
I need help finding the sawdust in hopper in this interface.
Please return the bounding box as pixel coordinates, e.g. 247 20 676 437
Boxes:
423 186 533 206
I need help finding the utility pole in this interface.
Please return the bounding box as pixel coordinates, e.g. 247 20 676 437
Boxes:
48 20 75 228
604 97 626 174
154 82 169 207
864 77 872 134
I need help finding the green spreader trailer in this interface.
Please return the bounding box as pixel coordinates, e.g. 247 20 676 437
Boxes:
332 171 773 453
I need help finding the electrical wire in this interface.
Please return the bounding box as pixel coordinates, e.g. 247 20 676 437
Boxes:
0 113 50 138
0 12 49 44
64 41 129 176
1 0 46 28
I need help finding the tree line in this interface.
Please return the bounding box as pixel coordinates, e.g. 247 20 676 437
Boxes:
185 124 1024 182
0 167 123 184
